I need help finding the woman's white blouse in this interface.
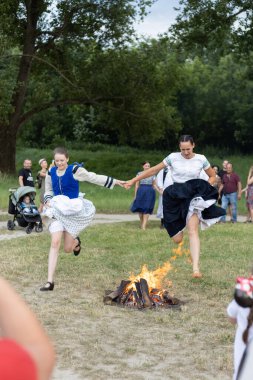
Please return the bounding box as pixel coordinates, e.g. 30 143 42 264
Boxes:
163 152 210 183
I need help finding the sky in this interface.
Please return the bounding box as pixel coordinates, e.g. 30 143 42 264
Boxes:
134 0 181 37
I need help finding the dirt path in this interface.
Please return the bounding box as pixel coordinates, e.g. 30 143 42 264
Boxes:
0 213 158 241
0 212 247 241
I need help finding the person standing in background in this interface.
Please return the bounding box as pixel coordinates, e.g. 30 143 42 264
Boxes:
244 166 253 223
18 159 34 187
218 160 228 179
130 161 158 230
156 167 173 229
219 162 242 223
37 159 48 213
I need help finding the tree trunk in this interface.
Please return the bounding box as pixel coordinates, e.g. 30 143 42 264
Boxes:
0 125 17 174
0 1 42 174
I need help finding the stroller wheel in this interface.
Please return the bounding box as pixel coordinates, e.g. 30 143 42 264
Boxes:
26 223 33 234
35 225 43 233
7 220 15 230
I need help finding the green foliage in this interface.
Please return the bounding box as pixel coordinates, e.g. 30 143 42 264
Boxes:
177 54 253 152
170 0 253 58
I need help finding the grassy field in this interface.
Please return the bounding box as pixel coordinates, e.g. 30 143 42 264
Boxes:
0 146 252 214
0 219 252 379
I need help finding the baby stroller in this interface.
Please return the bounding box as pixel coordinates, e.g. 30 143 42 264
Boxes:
7 186 43 234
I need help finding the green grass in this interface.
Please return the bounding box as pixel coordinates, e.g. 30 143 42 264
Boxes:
0 221 252 379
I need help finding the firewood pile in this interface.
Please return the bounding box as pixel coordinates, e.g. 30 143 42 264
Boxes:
104 278 182 310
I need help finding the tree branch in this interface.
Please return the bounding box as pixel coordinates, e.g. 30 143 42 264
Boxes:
18 96 146 128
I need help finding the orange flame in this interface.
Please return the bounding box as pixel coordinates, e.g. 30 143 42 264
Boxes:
127 261 172 291
171 241 190 261
127 240 190 291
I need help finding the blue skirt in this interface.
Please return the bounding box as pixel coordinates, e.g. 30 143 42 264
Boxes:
130 185 156 214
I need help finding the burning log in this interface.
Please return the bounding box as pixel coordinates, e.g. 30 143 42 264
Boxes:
140 278 153 308
103 280 131 305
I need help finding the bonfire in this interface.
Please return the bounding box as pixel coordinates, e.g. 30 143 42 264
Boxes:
104 242 189 310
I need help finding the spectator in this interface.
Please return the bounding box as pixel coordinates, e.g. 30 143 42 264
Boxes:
211 165 221 190
219 163 242 223
244 166 253 224
218 159 228 179
130 161 158 230
37 159 48 213
0 276 55 379
217 160 231 211
18 159 34 187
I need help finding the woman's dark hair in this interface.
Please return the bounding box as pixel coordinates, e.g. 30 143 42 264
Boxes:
141 161 149 166
53 147 69 158
243 306 253 344
179 135 194 145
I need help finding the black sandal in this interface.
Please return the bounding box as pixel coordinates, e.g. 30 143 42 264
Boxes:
73 236 81 256
40 282 54 291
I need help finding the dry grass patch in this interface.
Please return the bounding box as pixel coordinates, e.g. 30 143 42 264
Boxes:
0 221 252 379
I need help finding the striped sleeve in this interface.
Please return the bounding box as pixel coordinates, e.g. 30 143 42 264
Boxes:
104 176 114 189
43 172 54 203
73 167 116 189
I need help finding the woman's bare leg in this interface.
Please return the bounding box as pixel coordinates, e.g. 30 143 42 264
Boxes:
172 231 184 244
63 231 79 253
187 214 200 273
142 214 150 230
138 213 143 228
47 231 63 283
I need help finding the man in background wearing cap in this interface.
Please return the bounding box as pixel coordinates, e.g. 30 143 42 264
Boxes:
37 159 48 212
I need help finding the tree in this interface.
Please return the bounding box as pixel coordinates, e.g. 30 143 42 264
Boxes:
17 38 183 151
0 0 155 173
170 0 253 58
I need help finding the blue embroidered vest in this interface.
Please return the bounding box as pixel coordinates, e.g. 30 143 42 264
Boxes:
50 165 79 199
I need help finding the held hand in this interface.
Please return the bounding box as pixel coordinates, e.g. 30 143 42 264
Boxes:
123 179 135 190
115 180 126 187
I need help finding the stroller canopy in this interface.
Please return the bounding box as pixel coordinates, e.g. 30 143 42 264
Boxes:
11 186 36 206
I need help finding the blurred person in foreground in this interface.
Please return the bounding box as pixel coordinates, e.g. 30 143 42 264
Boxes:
227 273 253 380
0 276 55 379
